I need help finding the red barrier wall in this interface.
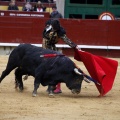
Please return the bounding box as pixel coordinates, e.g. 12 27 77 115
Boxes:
0 16 120 57
0 10 50 17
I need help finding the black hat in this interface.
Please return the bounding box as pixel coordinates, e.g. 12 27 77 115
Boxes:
51 19 60 31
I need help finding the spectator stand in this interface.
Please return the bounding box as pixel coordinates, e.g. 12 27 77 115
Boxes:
0 1 55 12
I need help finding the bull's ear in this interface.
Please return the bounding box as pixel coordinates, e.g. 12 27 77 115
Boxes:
74 68 82 75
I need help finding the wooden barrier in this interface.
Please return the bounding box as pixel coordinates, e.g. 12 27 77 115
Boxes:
0 10 50 17
0 16 120 57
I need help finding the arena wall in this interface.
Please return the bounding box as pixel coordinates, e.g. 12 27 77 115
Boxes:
0 15 120 57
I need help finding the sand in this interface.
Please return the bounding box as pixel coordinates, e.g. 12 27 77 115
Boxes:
0 55 120 120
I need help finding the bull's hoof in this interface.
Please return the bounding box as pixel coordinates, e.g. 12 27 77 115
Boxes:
19 89 23 92
19 87 24 92
32 91 37 97
49 93 55 98
32 93 37 97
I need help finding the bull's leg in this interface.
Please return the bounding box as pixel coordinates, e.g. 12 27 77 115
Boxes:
14 68 23 91
32 70 43 97
32 83 40 97
15 77 19 89
48 85 56 97
32 65 45 97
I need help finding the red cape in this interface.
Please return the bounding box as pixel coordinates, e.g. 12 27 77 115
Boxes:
74 49 118 96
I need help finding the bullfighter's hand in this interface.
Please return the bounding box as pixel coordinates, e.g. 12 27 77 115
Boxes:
76 45 81 51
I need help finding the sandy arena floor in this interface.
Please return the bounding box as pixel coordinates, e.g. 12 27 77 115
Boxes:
0 55 120 120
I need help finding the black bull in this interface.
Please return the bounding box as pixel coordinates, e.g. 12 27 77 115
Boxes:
0 44 85 96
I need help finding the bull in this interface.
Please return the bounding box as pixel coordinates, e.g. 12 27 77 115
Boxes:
0 44 86 97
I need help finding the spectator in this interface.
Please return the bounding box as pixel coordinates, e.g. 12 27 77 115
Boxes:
40 0 53 3
48 0 54 3
8 0 19 11
50 5 63 18
53 0 56 3
30 0 37 2
33 1 46 12
22 1 33 11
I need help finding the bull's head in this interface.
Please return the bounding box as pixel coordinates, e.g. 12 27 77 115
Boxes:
67 68 88 94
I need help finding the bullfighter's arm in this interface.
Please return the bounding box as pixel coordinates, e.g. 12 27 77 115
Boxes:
60 34 77 48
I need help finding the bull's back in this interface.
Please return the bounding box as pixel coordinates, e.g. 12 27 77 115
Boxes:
17 44 59 55
12 44 63 68
12 43 59 59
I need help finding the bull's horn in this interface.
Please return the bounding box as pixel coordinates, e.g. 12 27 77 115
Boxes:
74 68 82 75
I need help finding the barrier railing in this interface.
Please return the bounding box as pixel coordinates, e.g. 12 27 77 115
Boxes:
0 10 50 17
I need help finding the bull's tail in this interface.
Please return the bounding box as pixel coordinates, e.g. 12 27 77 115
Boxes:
0 51 21 83
0 70 11 83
